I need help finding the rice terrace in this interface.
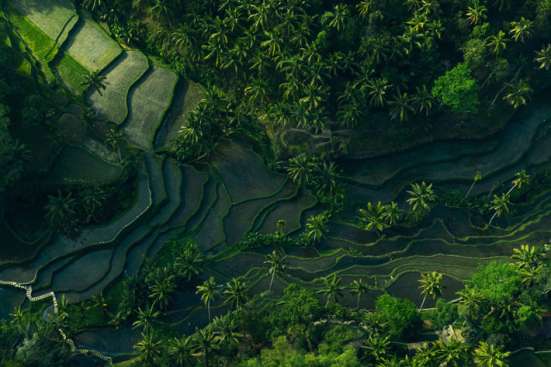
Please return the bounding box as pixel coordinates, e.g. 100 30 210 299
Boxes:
1 0 551 366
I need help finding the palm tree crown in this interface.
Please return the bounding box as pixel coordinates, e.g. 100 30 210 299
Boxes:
473 341 510 367
224 277 248 310
264 250 287 291
418 271 443 309
196 277 218 321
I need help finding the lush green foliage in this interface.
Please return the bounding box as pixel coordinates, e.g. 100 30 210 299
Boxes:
432 62 479 113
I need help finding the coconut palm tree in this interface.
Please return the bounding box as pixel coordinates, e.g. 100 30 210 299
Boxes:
413 85 433 116
473 341 510 367
318 273 344 307
193 328 217 367
506 170 530 195
465 170 483 199
383 202 401 226
512 244 543 270
264 250 287 291
196 277 218 321
488 193 511 226
149 272 176 310
487 31 507 56
418 271 443 309
362 334 390 362
168 336 194 367
407 182 437 219
535 44 551 70
287 154 315 187
223 277 248 310
304 212 330 245
211 315 243 350
388 90 414 122
132 306 160 331
365 78 391 108
80 186 107 222
349 279 369 308
466 1 487 25
135 330 162 367
44 191 77 229
503 80 532 109
176 243 205 281
81 71 107 95
509 17 533 43
359 202 388 234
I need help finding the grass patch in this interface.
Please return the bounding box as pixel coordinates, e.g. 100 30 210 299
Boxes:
55 53 89 95
6 11 57 80
64 12 121 72
12 0 77 44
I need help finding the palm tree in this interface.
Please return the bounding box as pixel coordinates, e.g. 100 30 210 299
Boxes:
535 44 551 70
264 250 287 291
304 212 330 245
44 191 77 229
82 71 107 95
382 202 401 226
176 243 205 281
135 330 162 367
148 272 176 310
388 90 414 122
503 80 532 109
318 273 344 307
193 328 217 367
407 182 437 219
168 336 194 367
465 170 483 199
132 306 160 331
365 78 391 108
105 128 124 161
487 31 507 56
358 202 388 234
80 186 107 222
473 341 510 367
506 170 530 195
350 279 369 308
512 244 543 271
224 277 248 310
418 271 443 309
509 17 533 43
211 315 243 350
362 334 390 362
287 154 315 187
413 85 433 116
196 277 218 321
466 1 487 25
488 193 511 226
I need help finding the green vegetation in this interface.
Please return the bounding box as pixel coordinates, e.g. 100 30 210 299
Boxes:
1 0 551 366
432 62 480 113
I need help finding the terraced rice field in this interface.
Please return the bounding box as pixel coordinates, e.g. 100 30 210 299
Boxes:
4 0 551 353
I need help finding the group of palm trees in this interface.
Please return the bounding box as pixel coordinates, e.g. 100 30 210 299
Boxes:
488 170 530 226
358 181 436 235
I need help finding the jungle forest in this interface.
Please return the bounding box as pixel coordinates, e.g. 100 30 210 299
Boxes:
1 0 551 366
